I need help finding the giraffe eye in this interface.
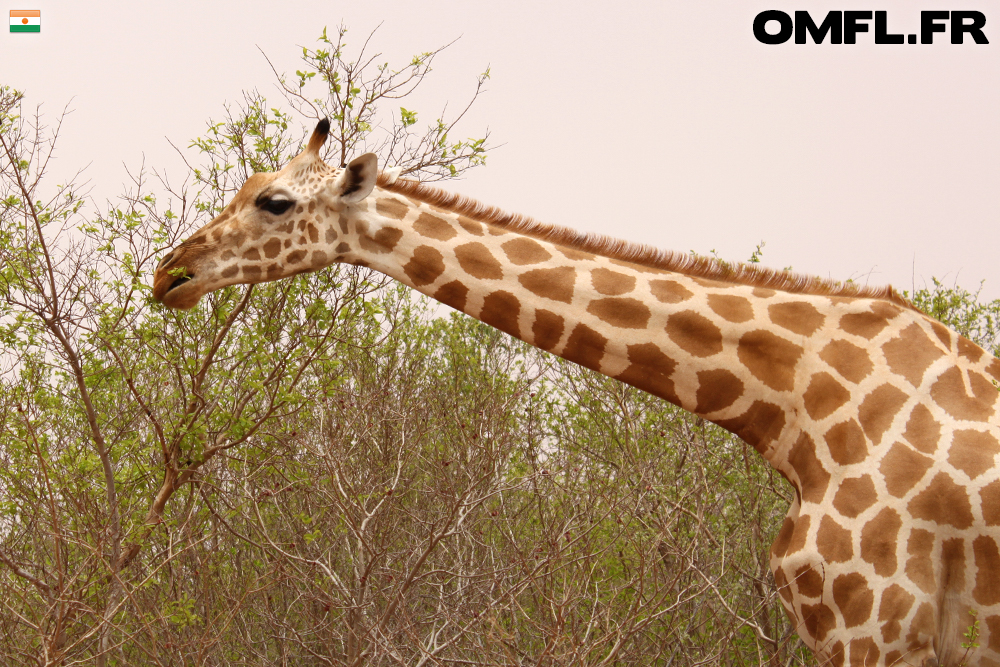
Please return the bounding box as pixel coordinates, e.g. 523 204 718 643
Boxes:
260 198 294 216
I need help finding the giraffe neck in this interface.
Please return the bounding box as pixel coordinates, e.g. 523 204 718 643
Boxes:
328 185 874 474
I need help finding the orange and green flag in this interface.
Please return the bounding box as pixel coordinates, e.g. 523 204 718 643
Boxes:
10 10 40 33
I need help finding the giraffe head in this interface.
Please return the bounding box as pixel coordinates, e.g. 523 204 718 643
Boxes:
152 119 378 309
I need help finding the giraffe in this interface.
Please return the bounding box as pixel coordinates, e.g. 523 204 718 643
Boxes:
153 119 1000 666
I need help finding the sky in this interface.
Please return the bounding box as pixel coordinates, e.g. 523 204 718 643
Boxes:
3 1 998 299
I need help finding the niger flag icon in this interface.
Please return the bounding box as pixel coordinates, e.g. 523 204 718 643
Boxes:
10 10 40 33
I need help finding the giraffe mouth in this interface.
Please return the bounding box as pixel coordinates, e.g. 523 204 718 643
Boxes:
167 275 193 292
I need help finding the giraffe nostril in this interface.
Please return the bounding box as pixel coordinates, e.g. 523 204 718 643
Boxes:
157 251 175 271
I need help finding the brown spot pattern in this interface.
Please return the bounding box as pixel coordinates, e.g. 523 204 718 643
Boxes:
878 584 915 644
882 323 944 387
801 602 837 643
858 384 908 445
413 212 457 241
819 340 873 384
455 242 504 280
958 336 984 362
771 518 795 558
880 443 933 498
982 481 1000 526
769 301 825 336
840 310 891 339
591 268 636 296
649 279 693 304
794 564 824 597
694 369 743 414
403 245 446 287
359 227 403 254
833 573 874 628
833 475 877 518
714 400 786 455
825 419 868 465
860 507 902 576
532 310 564 351
666 311 723 357
974 536 1000 605
931 367 997 421
848 637 879 666
949 429 1000 479
788 433 831 504
479 291 521 338
803 372 852 421
263 238 282 259
905 528 936 594
561 324 608 372
737 330 803 392
501 237 551 265
616 343 680 405
457 216 485 236
707 294 753 322
908 472 974 529
588 297 651 329
375 197 408 220
434 280 469 311
519 267 576 303
817 516 854 563
902 404 941 454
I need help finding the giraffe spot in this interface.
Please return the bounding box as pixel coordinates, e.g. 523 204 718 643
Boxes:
981 480 1000 525
774 567 792 603
825 419 868 465
457 216 484 236
819 340 873 384
562 323 608 372
737 330 803 392
479 291 521 338
833 475 877 518
932 367 998 422
786 515 811 554
905 602 936 647
848 638 879 667
902 404 941 455
311 250 328 266
375 197 409 220
455 243 503 280
769 301 826 336
986 358 1000 384
833 573 874 628
788 433 831 504
243 265 262 281
714 400 786 455
295 204 305 214
284 239 292 249
307 223 319 243
287 250 306 265
986 615 1000 652
266 262 282 277
694 369 743 415
265 239 285 259
588 297 651 329
942 536 967 590
413 212 458 241
817 516 854 563
403 246 446 287
616 343 680 405
840 310 891 339
434 280 468 311
860 507 902 576
486 225 507 236
771 517 796 558
221 250 236 262
905 528 936 594
858 384 908 445
880 443 933 498
339 218 349 234
336 242 351 254
908 472 974 529
878 584 915 644
308 201 316 213
519 267 576 303
752 287 776 298
211 228 224 243
221 265 238 279
958 336 985 363
325 225 338 244
298 219 307 232
242 248 261 261
298 235 307 245
591 268 636 296
532 310 564 351
803 372 852 421
974 536 1000 605
558 246 594 261
501 237 551 265
666 311 722 357
793 564 824 597
801 602 837 643
949 429 1000 479
649 279 693 304
929 319 953 347
360 227 403 254
707 294 753 323
882 323 945 387
232 231 247 247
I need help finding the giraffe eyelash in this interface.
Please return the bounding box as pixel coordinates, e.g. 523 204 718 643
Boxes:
257 196 295 216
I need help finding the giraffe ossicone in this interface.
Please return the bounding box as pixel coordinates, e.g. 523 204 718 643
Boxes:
153 119 1000 666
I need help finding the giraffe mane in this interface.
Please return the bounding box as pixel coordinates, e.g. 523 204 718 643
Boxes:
377 173 920 313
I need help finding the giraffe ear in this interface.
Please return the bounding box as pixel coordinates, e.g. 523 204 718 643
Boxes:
333 153 378 204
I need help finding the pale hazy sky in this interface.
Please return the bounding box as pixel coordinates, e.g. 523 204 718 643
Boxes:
4 1 999 298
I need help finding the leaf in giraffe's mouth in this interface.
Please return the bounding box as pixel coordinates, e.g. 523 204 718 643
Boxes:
168 275 193 292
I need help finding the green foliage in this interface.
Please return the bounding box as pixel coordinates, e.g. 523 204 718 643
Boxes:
908 278 1000 354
